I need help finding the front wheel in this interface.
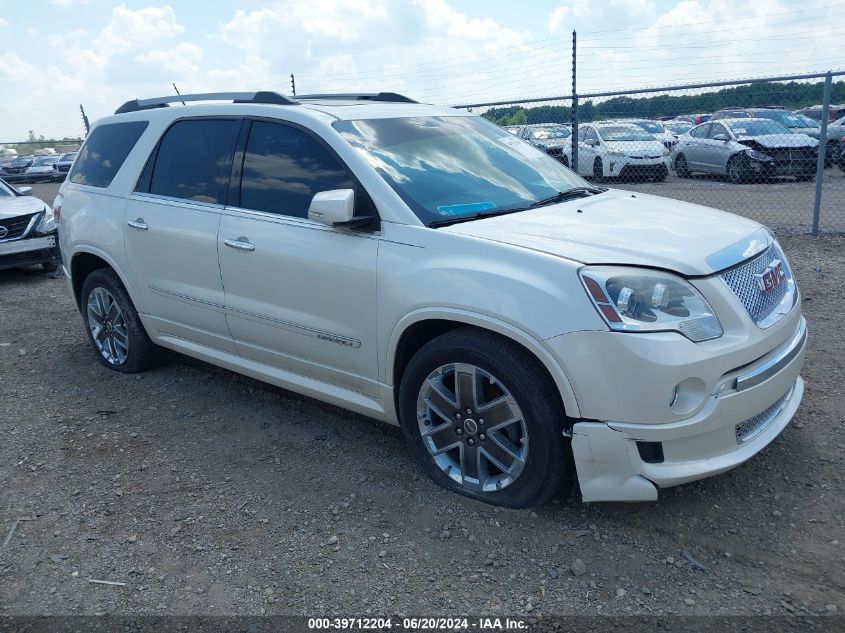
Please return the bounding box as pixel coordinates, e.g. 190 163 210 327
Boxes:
398 328 572 508
593 157 604 182
727 155 748 184
675 154 691 178
81 269 164 373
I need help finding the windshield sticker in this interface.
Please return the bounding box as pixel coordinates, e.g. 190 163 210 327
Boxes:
436 201 497 216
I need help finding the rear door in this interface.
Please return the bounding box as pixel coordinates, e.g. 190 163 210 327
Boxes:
217 119 380 397
683 124 711 169
124 117 241 353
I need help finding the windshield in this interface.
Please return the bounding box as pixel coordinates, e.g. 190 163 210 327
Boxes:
664 121 693 134
727 120 790 136
631 121 664 133
10 157 31 166
530 126 571 139
596 125 656 142
60 153 77 161
756 110 813 129
32 156 55 166
797 115 821 128
334 115 585 226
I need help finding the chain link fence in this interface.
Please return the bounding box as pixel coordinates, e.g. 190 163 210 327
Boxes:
456 71 845 235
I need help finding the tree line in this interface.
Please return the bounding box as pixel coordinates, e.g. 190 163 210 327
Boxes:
478 80 845 126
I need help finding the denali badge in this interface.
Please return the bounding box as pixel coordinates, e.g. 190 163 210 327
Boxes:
754 259 785 292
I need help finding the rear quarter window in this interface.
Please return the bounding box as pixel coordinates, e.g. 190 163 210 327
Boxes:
69 121 148 188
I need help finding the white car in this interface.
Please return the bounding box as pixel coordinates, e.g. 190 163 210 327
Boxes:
57 91 806 506
0 178 60 272
573 122 670 181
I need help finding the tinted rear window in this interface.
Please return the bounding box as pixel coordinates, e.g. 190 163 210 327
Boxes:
149 119 239 204
69 121 148 188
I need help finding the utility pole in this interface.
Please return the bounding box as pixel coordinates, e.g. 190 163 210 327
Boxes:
571 30 578 173
811 71 832 236
290 73 296 96
79 104 90 135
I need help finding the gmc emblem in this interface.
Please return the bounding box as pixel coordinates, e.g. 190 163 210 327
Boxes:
754 259 786 293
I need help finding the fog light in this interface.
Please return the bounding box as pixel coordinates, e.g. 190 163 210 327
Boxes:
669 377 707 415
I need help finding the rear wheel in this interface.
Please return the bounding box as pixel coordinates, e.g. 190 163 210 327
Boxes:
675 154 691 178
81 269 163 373
398 328 571 508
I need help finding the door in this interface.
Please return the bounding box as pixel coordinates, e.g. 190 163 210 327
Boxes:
218 119 380 397
705 123 733 173
683 123 711 170
578 127 599 175
124 118 241 353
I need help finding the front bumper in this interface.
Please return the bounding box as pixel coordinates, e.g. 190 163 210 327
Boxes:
0 235 60 271
554 313 807 502
608 156 669 178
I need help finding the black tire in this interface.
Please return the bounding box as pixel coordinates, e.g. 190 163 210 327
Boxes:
727 155 748 184
593 157 604 182
561 155 570 168
675 154 691 178
80 268 163 373
653 165 668 182
398 328 572 508
41 260 59 274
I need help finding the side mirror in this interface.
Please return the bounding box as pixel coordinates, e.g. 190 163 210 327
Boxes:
712 134 729 142
308 189 375 228
16 186 32 195
584 138 598 146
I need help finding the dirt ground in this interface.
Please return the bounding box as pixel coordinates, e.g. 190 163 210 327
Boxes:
0 232 843 619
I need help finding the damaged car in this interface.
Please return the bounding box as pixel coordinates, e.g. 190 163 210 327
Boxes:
672 118 818 183
0 178 60 273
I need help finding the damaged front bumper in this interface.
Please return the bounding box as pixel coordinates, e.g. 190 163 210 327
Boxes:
554 315 807 503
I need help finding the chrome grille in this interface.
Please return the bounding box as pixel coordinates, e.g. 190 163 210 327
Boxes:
721 243 793 326
0 212 38 241
735 387 792 444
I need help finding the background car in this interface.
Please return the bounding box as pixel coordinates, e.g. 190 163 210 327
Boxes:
672 118 818 183
612 119 676 150
51 152 77 181
674 113 711 125
23 155 59 183
573 122 669 181
795 104 845 123
517 123 573 165
662 120 694 136
1 155 34 182
0 177 60 273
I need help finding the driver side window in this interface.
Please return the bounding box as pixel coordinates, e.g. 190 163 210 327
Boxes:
690 124 711 139
708 124 728 139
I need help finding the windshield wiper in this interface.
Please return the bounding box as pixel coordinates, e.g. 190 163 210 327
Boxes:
527 186 607 209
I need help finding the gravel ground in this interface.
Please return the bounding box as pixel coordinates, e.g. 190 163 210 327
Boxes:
0 195 843 619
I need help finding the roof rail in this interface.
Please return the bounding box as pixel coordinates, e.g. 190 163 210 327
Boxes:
296 92 417 103
114 91 298 115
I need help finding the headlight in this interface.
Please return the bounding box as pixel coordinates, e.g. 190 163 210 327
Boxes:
662 147 671 156
744 148 773 162
36 205 56 234
606 147 626 156
579 266 723 342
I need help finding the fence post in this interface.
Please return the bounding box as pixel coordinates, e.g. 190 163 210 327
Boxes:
811 71 832 236
571 30 578 173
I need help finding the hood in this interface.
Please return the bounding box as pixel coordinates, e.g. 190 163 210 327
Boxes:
539 138 572 149
736 133 818 149
26 166 54 173
441 189 761 276
604 139 666 155
0 195 47 220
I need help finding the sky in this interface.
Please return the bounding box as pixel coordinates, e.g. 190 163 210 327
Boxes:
0 0 842 140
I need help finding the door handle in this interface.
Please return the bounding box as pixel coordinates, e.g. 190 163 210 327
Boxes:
224 238 255 252
127 219 149 231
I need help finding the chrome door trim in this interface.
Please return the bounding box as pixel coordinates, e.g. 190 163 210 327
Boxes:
148 285 362 348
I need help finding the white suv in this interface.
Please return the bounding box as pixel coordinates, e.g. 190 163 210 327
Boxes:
56 91 806 507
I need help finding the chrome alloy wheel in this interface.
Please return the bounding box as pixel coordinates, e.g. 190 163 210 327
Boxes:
86 287 129 365
416 363 528 492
